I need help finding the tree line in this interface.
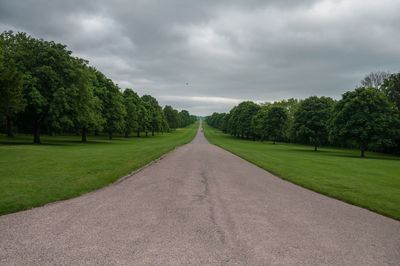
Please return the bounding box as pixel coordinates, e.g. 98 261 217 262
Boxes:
206 72 400 157
0 31 197 143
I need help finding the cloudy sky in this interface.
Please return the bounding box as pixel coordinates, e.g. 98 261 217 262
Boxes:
1 0 399 115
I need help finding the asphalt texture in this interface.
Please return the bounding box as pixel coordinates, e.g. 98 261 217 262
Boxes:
1 126 399 265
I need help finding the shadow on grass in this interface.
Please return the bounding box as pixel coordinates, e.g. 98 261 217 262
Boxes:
288 147 400 161
217 135 400 162
0 139 115 147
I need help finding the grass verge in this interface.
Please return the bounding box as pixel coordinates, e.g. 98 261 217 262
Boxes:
204 124 400 220
0 123 197 215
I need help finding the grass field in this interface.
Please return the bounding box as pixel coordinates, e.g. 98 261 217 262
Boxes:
204 124 400 220
0 123 197 215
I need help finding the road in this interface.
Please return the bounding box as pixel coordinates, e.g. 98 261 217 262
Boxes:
1 126 399 265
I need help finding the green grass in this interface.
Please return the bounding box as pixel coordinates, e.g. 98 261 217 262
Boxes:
204 124 400 220
0 123 197 215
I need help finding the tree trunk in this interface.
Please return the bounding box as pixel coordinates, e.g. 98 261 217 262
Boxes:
314 144 318 151
108 131 113 140
145 131 148 137
360 145 366 157
152 130 154 136
137 130 140 137
81 127 87 143
6 116 13 137
273 138 276 144
33 120 41 144
124 131 129 138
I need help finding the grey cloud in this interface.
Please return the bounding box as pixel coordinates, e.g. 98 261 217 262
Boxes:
1 0 399 115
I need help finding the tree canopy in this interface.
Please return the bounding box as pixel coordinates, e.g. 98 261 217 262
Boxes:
207 85 400 157
293 96 334 151
330 87 399 157
0 31 196 142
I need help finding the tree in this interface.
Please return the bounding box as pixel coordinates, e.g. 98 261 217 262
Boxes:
330 87 398 157
93 71 126 140
361 71 390 89
252 107 268 141
228 101 260 139
270 98 299 142
138 101 151 137
205 112 226 130
163 105 179 131
72 64 103 142
0 63 25 137
0 30 196 143
123 88 140 138
1 31 82 143
142 95 163 136
380 73 400 110
293 96 334 151
264 106 287 144
0 34 26 137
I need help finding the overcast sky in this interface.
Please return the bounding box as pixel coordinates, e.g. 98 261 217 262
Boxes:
1 0 399 115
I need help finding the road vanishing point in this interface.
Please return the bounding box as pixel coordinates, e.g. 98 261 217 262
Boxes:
1 125 399 265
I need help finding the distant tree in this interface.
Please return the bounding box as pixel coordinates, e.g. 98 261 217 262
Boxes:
380 72 400 111
252 107 268 141
229 101 260 139
264 106 287 144
361 71 390 89
160 112 170 133
220 112 230 133
123 88 140 138
142 95 163 136
205 112 226 130
93 71 126 140
179 110 191 127
140 101 152 136
293 96 334 151
163 105 178 131
330 87 399 157
271 98 299 142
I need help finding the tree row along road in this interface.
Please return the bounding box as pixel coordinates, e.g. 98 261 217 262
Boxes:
0 124 399 265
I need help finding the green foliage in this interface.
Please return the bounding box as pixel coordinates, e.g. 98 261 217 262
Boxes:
207 86 400 156
163 106 196 131
93 70 126 139
270 98 299 141
229 101 260 139
163 105 179 130
0 32 26 136
381 73 400 110
252 107 268 140
293 96 334 150
264 106 288 144
0 62 25 136
0 30 196 142
123 89 140 137
330 87 399 157
141 95 164 136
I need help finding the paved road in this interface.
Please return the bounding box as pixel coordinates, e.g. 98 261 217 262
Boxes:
1 126 399 265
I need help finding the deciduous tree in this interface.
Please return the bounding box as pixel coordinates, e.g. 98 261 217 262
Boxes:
330 87 398 157
293 96 334 151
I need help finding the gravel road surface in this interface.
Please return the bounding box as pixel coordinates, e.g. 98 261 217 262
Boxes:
1 126 399 265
